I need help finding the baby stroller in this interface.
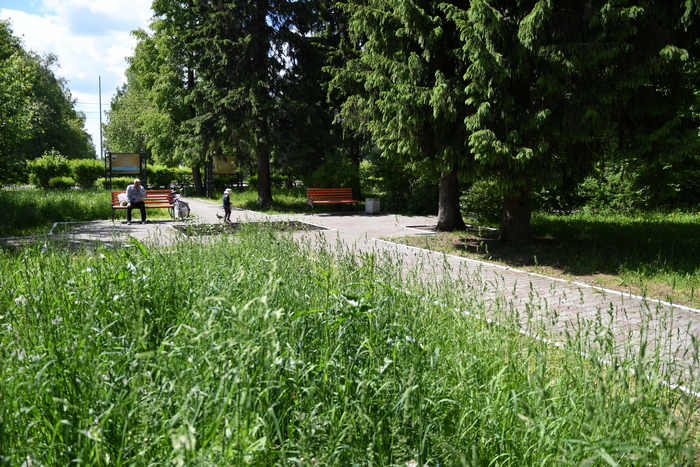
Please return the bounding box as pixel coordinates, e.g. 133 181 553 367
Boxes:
169 190 191 220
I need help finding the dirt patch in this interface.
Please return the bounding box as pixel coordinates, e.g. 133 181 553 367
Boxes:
173 221 327 237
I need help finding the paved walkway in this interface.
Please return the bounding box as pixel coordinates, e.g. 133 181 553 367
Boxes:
20 196 700 392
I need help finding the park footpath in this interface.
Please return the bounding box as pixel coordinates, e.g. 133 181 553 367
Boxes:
40 196 700 394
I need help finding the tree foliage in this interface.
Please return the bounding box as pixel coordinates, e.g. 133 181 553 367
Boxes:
331 0 471 230
446 1 700 243
98 1 700 238
0 20 95 185
105 1 337 203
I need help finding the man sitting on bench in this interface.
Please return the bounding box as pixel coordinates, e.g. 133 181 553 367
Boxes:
126 179 147 225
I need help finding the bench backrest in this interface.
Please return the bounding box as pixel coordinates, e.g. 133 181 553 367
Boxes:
111 189 174 206
306 188 355 201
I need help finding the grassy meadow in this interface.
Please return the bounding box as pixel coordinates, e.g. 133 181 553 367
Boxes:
0 189 113 237
1 219 700 465
0 189 174 238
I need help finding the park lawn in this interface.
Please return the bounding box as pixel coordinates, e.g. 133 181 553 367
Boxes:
389 210 700 309
0 188 173 237
4 187 700 308
1 225 699 465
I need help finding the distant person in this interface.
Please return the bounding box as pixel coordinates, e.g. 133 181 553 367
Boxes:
223 188 232 223
126 179 147 225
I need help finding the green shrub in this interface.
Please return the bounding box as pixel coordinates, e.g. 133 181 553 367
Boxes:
359 157 414 211
213 173 243 192
147 165 177 188
246 173 290 192
301 152 359 191
406 176 439 215
98 177 136 190
47 176 74 189
27 151 71 188
461 178 502 223
577 163 649 212
173 167 194 188
70 159 105 187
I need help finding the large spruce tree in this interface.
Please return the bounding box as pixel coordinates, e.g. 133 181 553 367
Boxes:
454 0 700 243
332 0 470 230
152 0 327 206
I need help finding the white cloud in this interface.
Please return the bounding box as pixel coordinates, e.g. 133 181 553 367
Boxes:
43 0 152 24
0 1 152 155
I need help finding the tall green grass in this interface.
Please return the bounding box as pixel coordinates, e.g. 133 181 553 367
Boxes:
0 188 174 237
533 211 700 306
220 186 361 214
0 188 113 237
0 226 698 465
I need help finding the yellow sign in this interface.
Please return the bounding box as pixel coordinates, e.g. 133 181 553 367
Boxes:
212 156 236 174
110 153 141 174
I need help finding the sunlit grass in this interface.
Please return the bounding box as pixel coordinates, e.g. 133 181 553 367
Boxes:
207 186 362 214
0 188 178 237
394 210 700 308
0 227 698 465
0 188 112 236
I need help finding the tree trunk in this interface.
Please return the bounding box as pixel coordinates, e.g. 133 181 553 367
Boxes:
499 188 533 244
192 166 203 195
349 137 362 199
256 124 274 207
436 170 466 231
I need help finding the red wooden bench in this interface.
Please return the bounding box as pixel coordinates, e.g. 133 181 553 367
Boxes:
111 189 174 221
306 188 358 210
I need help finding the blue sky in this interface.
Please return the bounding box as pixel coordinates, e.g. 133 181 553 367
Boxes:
0 0 153 156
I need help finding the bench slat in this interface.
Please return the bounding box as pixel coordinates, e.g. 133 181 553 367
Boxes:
111 190 175 220
306 188 358 209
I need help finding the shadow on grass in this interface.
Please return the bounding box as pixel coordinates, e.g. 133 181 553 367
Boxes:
415 214 700 278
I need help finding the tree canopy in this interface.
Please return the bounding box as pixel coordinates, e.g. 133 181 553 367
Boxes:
454 0 700 243
331 0 471 230
0 20 96 184
105 0 339 202
100 0 700 242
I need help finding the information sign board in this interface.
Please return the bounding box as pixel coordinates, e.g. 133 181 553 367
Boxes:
212 156 236 175
110 153 141 174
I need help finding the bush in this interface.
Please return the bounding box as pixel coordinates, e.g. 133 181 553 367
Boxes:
301 152 359 191
147 165 177 189
461 178 502 223
213 174 244 192
359 157 413 211
70 159 105 187
27 151 71 188
406 177 439 215
47 176 74 190
577 163 649 212
98 177 135 190
246 173 296 192
173 167 194 188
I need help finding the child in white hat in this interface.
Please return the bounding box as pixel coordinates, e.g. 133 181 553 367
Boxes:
223 188 232 222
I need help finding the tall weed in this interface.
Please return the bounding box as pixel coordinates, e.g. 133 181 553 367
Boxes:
0 228 698 465
0 189 112 236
